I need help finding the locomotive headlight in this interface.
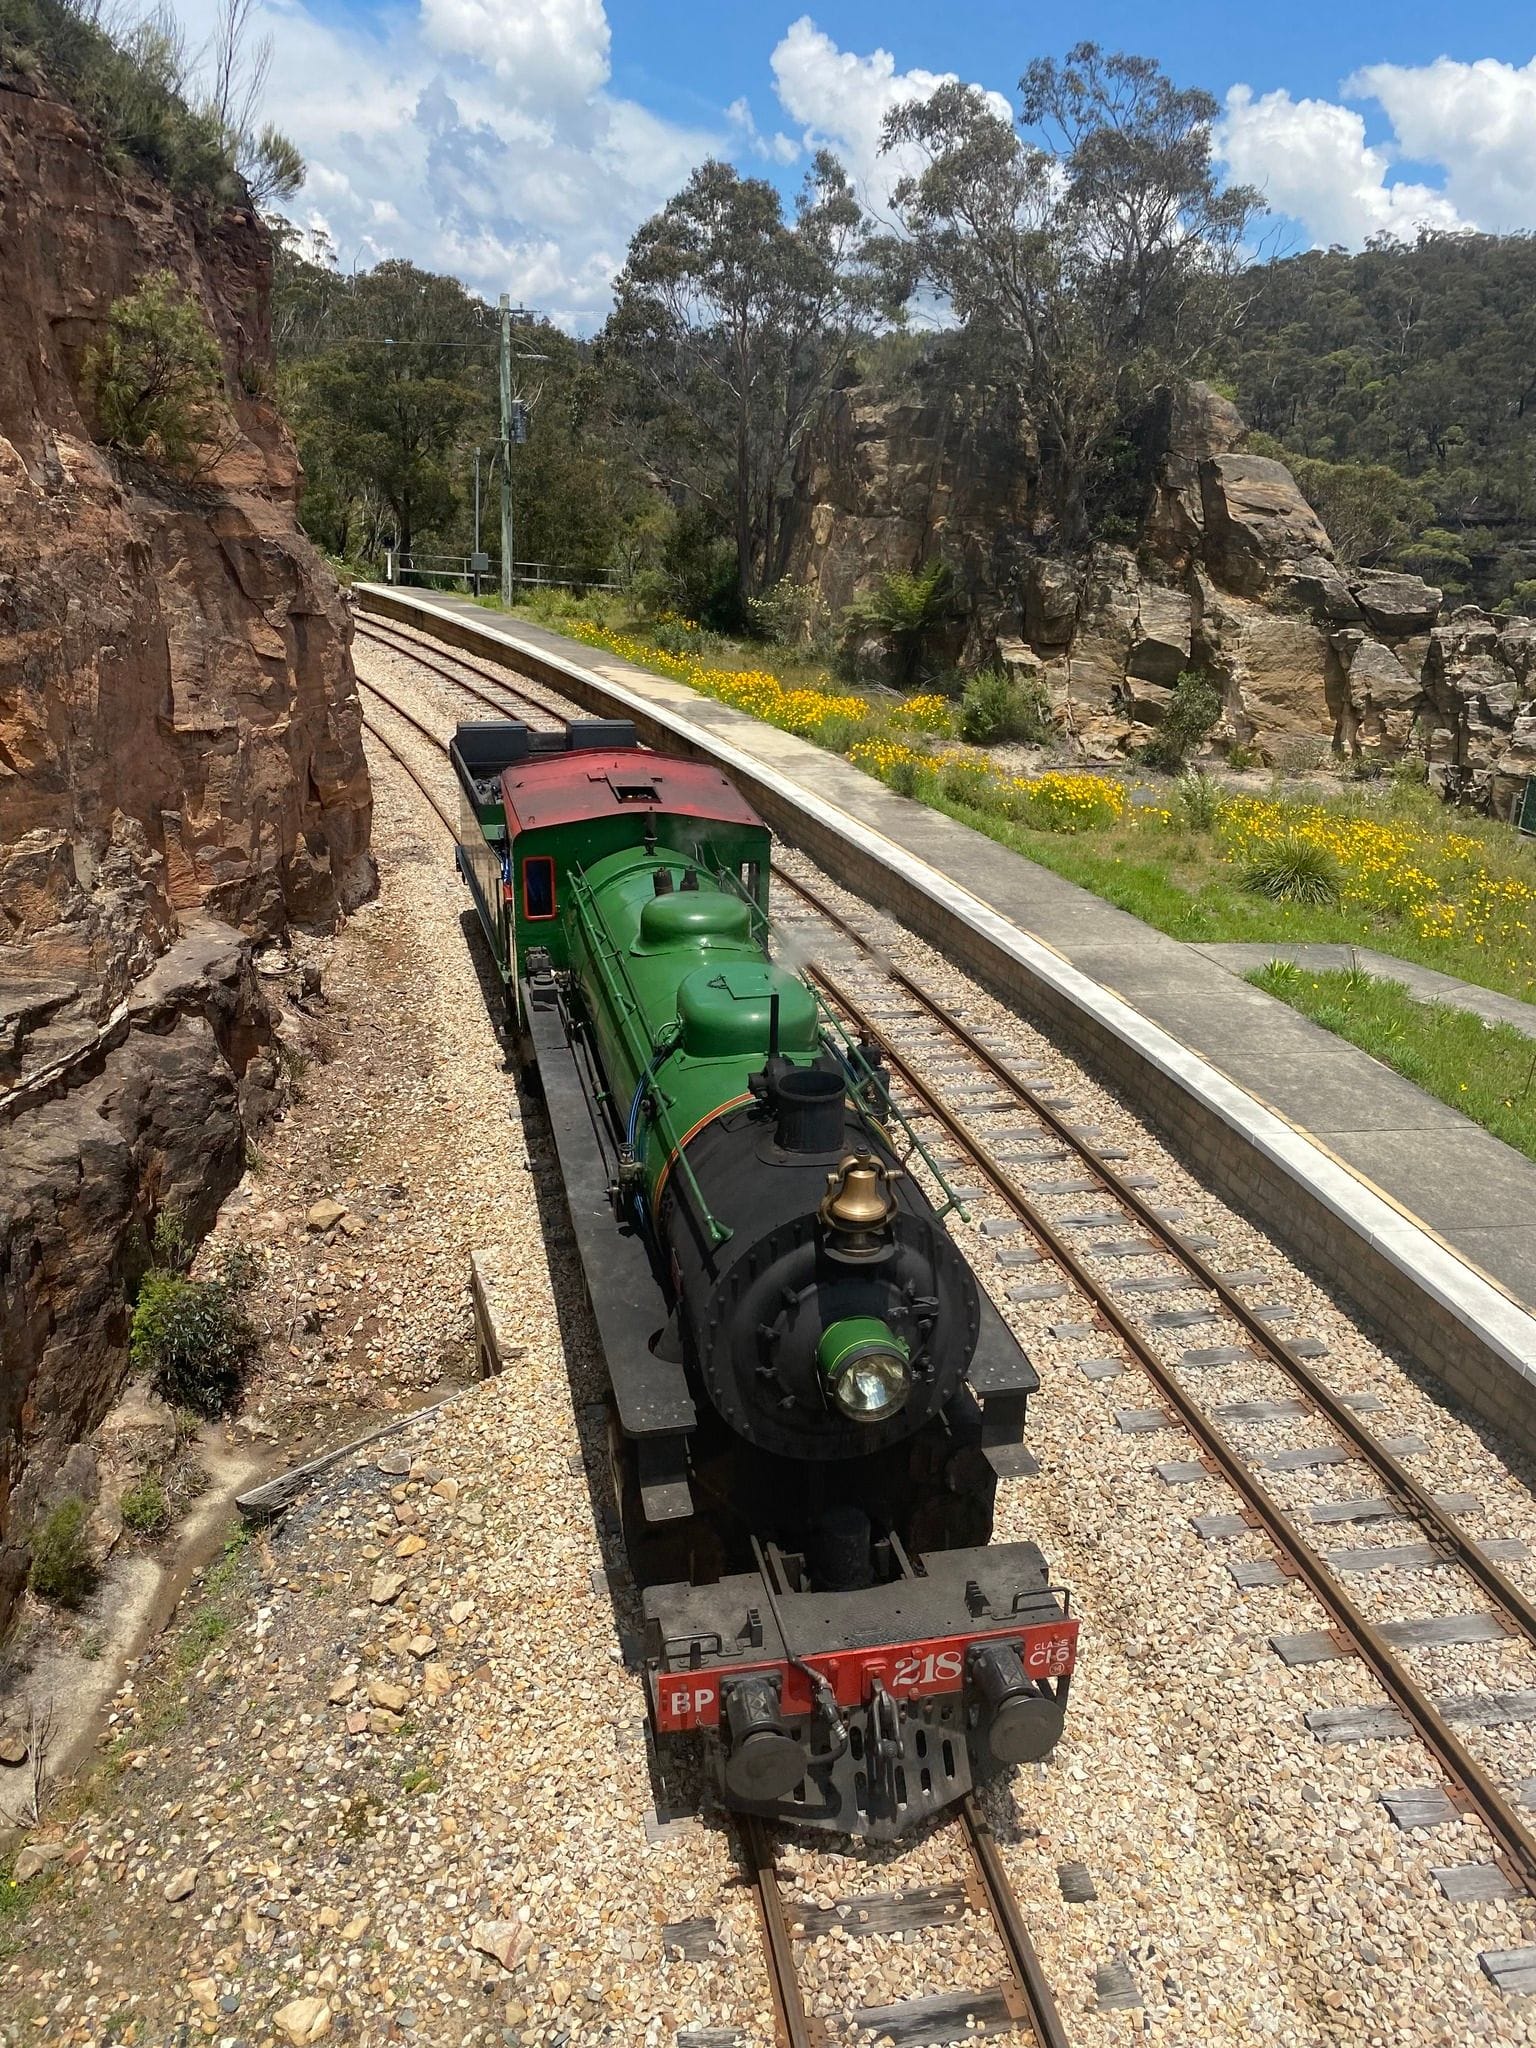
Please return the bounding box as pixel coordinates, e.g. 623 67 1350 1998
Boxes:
818 1318 911 1423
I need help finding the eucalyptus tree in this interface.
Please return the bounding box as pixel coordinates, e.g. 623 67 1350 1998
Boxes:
883 44 1263 545
609 153 889 613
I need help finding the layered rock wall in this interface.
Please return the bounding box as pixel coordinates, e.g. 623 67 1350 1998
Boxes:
0 75 373 1615
785 379 1536 812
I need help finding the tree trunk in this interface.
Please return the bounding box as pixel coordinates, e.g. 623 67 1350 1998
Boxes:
735 405 753 616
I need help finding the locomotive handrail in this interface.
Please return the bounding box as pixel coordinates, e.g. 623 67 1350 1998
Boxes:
566 865 731 1246
714 866 971 1220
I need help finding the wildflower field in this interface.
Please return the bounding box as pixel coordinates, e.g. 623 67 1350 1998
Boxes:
532 598 1536 1001
501 592 1536 1152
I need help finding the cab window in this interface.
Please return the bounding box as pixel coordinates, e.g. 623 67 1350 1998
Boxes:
523 856 556 920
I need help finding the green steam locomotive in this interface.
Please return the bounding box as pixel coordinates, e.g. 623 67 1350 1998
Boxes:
454 716 1075 1838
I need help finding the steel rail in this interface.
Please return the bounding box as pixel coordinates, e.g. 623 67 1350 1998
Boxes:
801 930 1536 1896
357 673 461 766
358 709 455 836
775 865 1536 1647
741 1817 815 2048
355 616 571 728
961 1796 1073 2048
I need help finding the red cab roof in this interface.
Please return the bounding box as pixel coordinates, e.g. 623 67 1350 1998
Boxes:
500 748 765 836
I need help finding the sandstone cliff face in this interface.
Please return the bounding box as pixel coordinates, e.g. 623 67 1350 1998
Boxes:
785 378 1536 813
0 76 373 1614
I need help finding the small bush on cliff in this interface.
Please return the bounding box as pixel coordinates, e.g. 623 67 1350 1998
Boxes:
0 0 305 204
841 564 955 686
28 1496 97 1608
1137 671 1224 772
119 1473 171 1537
130 1248 259 1418
84 272 230 475
959 668 1054 747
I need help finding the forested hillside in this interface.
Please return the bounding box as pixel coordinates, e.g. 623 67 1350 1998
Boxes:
1224 234 1536 608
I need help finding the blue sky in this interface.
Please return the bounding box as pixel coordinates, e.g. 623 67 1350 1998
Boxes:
182 0 1536 326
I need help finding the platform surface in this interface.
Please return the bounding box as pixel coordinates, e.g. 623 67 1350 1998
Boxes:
362 586 1536 1318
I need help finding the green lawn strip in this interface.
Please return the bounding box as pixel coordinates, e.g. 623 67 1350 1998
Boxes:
1247 963 1536 1163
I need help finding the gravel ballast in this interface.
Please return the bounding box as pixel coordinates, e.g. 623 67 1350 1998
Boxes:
11 632 1536 2045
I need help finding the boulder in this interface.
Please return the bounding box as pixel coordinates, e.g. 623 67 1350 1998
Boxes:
1023 557 1081 649
1350 571 1442 637
1280 553 1363 626
1348 639 1423 756
1213 605 1341 764
1065 550 1140 715
1198 455 1334 596
1128 585 1193 686
1144 381 1248 564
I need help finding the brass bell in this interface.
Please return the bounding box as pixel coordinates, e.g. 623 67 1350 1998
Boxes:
819 1153 898 1257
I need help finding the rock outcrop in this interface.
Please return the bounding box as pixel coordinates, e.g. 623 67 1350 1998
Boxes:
0 74 374 1620
783 375 1536 811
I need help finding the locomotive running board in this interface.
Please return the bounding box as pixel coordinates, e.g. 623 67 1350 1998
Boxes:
523 977 697 1524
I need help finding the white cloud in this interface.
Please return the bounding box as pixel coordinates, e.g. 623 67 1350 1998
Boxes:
726 96 799 167
1218 84 1466 246
172 0 720 328
769 16 1011 214
1346 56 1536 231
419 0 610 102
1219 60 1536 251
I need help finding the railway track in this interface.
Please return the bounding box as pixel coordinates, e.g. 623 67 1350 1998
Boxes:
355 608 1536 1997
356 666 1075 2048
775 869 1536 1910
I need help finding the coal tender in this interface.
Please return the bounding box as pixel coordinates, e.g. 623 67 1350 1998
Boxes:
453 716 1077 1837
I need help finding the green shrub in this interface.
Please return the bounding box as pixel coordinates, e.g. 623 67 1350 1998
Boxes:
1241 834 1343 907
84 272 228 475
151 1207 192 1273
813 710 870 755
119 1473 171 1537
1137 671 1224 772
959 668 1053 746
747 578 834 654
29 1497 97 1608
938 757 995 810
886 753 925 798
1175 772 1222 831
841 563 955 686
129 1249 259 1417
1389 752 1431 787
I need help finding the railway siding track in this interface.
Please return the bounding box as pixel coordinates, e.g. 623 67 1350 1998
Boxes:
354 607 1536 2017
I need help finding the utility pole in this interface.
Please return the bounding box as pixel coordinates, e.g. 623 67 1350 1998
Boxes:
498 295 514 609
497 298 538 608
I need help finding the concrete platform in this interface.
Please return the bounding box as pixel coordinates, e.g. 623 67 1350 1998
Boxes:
355 585 1536 1450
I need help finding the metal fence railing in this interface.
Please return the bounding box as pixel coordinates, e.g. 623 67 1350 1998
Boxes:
380 550 620 596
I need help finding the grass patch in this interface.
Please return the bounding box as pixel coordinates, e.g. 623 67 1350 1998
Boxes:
1249 964 1536 1162
119 1473 170 1536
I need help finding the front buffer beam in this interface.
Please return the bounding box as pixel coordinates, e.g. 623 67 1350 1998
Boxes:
644 1542 1075 1839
